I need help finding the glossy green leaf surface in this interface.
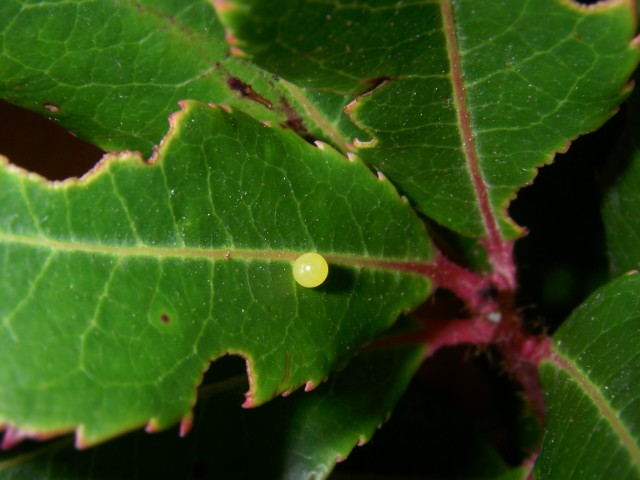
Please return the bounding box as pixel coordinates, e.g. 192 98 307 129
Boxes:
536 273 640 479
216 0 639 238
0 337 425 479
0 0 360 156
0 100 432 446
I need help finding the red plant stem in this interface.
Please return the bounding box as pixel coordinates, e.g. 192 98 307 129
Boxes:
377 0 549 415
372 305 551 421
413 242 551 419
423 316 496 356
370 316 496 353
421 249 499 314
492 308 552 420
482 237 517 293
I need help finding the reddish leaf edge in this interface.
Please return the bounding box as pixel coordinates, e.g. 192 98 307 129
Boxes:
0 354 246 450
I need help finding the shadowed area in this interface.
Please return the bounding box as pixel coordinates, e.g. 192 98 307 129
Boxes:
0 100 104 180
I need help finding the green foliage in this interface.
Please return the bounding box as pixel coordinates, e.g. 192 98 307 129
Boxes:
537 273 640 479
0 332 425 479
0 0 639 478
0 0 359 156
217 0 639 238
0 101 430 445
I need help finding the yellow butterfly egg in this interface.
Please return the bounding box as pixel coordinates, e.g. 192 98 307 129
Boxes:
293 252 329 288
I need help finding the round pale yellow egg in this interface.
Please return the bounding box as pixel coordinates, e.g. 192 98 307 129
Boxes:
293 253 329 288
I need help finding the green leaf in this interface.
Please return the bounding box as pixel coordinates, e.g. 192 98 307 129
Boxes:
0 337 425 479
535 272 640 479
0 0 360 156
215 0 639 238
0 101 432 446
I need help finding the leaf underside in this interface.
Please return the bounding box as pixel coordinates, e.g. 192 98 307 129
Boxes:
0 101 432 446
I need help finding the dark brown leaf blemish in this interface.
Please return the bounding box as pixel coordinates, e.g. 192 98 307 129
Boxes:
279 97 315 144
227 76 273 109
160 313 170 323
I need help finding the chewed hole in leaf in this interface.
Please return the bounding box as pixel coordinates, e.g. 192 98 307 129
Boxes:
196 355 249 402
0 100 103 180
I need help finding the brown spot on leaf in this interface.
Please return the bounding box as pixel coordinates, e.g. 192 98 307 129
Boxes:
160 313 170 323
227 76 273 109
279 97 315 144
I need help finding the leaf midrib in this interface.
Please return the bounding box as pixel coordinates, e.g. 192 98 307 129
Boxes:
0 232 431 275
442 0 516 288
551 351 640 469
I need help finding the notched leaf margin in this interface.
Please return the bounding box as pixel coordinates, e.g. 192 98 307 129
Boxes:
1 100 433 450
